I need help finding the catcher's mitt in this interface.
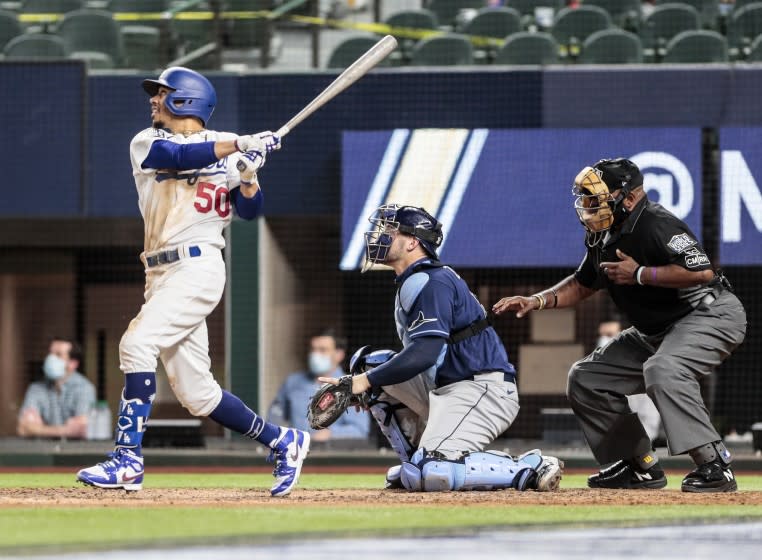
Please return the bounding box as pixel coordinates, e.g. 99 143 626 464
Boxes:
307 375 368 430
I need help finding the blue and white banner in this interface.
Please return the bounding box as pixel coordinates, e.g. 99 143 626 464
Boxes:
719 128 762 265
341 128 703 268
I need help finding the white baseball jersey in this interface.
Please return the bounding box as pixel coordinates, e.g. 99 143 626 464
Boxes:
130 127 240 254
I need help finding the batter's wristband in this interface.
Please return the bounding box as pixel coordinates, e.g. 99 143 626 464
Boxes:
635 266 645 285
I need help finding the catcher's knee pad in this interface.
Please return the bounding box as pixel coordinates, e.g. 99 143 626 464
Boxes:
370 400 415 462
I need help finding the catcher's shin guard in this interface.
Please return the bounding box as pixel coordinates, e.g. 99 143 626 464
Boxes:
400 449 548 492
369 400 415 462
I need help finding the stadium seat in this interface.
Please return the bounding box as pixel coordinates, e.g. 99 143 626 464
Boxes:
171 1 214 55
494 31 559 65
551 5 611 57
121 25 162 70
728 2 762 57
21 0 83 14
57 9 124 67
409 33 473 66
733 0 762 9
746 32 762 61
579 28 643 64
384 9 439 63
69 50 116 69
425 0 486 28
662 29 728 62
0 10 23 52
326 35 389 69
2 33 68 59
459 7 521 62
641 3 701 60
108 0 170 29
655 0 720 30
508 0 565 29
226 0 272 49
584 0 642 31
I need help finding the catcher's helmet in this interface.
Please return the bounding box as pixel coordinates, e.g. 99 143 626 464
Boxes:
363 204 443 271
142 67 217 126
572 158 643 242
349 345 397 375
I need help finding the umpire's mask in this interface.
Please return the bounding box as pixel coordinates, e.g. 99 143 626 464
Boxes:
573 158 643 244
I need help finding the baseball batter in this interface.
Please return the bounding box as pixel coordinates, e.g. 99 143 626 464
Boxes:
76 67 309 496
493 158 747 492
321 204 562 492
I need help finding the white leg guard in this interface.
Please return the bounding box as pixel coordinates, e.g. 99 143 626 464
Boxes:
370 400 415 462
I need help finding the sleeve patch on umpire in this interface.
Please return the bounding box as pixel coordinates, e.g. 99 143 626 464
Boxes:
683 247 710 268
666 233 697 254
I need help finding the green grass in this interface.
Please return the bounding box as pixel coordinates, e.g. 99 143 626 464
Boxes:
2 473 762 553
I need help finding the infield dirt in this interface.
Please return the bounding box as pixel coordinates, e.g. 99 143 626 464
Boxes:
2 487 762 508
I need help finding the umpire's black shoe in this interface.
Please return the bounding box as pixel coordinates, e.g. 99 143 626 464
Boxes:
587 460 668 489
681 461 737 493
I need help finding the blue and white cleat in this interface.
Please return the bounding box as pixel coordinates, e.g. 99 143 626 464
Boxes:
268 428 310 497
76 447 144 491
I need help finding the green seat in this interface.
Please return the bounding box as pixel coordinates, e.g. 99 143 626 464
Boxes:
459 7 521 38
108 0 169 29
584 0 642 30
21 0 83 13
0 10 23 51
326 35 388 69
655 0 720 30
746 32 762 61
641 3 700 59
579 28 643 64
728 2 762 55
226 0 272 49
494 31 559 65
3 33 68 58
121 24 162 69
662 29 728 62
425 0 485 28
409 33 473 66
733 0 762 10
460 7 521 62
551 5 611 48
384 9 438 62
57 9 123 66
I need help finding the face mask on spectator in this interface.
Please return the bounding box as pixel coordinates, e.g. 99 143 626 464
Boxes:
308 352 333 376
43 354 67 381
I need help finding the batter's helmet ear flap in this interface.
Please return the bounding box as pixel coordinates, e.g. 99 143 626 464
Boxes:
142 66 217 126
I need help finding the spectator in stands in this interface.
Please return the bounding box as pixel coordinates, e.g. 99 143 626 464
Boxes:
17 337 96 439
268 329 369 442
595 319 664 446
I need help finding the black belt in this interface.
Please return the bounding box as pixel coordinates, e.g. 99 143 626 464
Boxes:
145 245 201 268
448 317 491 344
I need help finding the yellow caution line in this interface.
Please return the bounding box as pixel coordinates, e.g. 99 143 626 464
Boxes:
18 11 502 48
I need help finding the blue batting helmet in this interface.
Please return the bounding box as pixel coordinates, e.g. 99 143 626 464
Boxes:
142 66 217 126
363 204 443 271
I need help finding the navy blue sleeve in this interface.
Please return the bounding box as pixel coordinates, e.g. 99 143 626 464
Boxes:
231 187 263 220
366 337 444 387
141 139 218 170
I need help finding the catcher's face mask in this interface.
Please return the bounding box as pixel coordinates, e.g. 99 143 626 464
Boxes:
363 205 401 273
572 166 617 235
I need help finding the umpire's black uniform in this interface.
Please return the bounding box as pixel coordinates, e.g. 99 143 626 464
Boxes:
567 197 746 489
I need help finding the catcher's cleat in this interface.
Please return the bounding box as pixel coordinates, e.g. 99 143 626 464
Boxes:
533 455 564 492
681 461 737 493
385 464 404 489
268 428 310 497
76 447 144 491
588 459 667 490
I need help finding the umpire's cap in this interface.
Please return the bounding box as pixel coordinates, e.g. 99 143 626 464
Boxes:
593 158 643 197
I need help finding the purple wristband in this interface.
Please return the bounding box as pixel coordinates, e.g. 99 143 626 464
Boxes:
651 267 657 282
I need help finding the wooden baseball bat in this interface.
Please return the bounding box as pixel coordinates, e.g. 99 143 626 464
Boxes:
275 35 397 139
